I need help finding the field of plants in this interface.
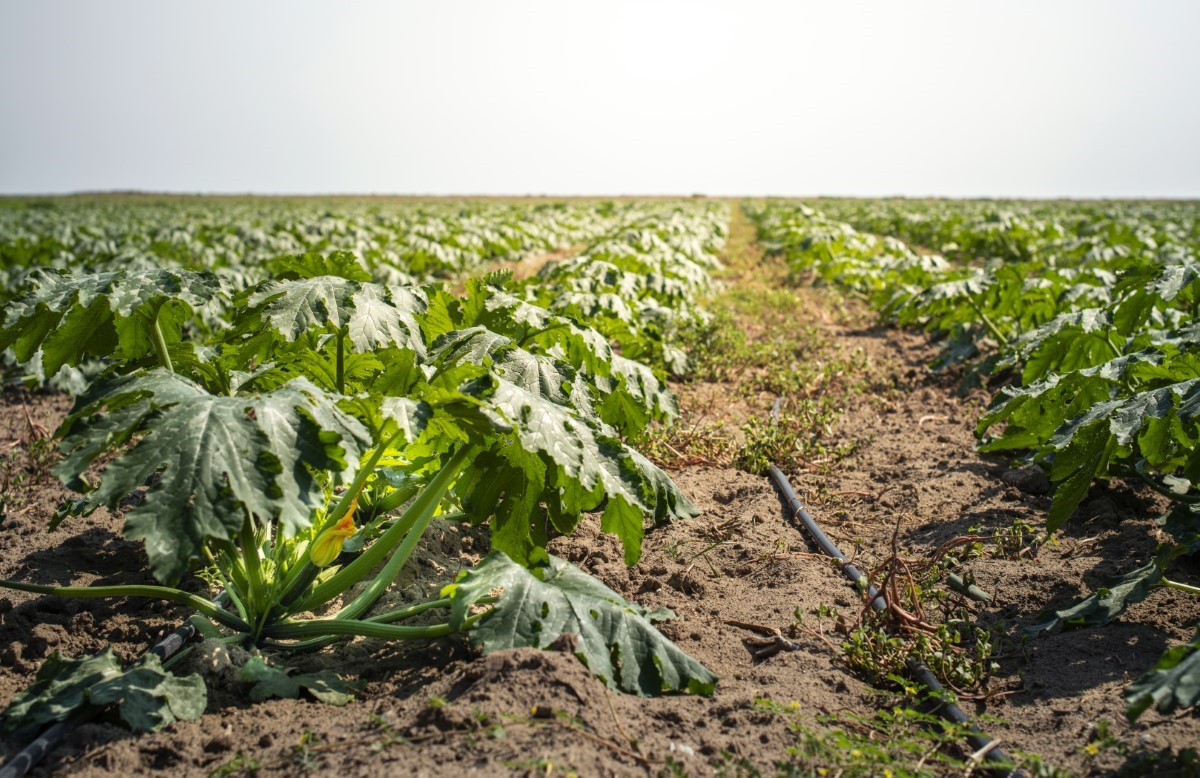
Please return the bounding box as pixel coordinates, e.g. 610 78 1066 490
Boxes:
1 196 1198 777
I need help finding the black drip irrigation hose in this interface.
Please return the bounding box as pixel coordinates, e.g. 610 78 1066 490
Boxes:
767 464 1016 773
0 608 210 778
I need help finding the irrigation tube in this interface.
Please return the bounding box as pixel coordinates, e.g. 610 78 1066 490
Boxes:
767 464 1015 771
0 608 210 778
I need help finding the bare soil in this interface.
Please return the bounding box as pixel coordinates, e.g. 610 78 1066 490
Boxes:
3 257 1199 776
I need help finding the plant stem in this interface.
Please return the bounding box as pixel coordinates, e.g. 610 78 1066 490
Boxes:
325 505 431 622
322 429 407 538
292 445 474 614
263 611 483 641
239 519 271 638
150 308 174 373
0 579 250 632
204 546 248 622
365 482 421 520
1104 331 1122 359
275 432 411 609
335 328 346 395
261 597 468 651
965 296 1009 347
1125 466 1200 504
1162 577 1200 596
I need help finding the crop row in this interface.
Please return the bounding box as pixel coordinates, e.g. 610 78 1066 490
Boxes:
749 199 1200 721
0 199 663 289
0 200 727 739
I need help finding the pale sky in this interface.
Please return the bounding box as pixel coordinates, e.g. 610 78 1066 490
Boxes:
2 1 1198 198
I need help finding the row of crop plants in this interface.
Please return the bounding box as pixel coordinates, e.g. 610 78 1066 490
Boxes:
0 200 727 739
0 199 638 290
748 199 1200 721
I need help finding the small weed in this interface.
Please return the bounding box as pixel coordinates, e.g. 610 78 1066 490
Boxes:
208 753 262 778
0 453 27 527
986 517 1041 560
755 696 978 776
734 402 852 476
1081 719 1129 758
503 756 580 776
655 756 692 777
636 417 736 469
367 712 408 752
289 728 323 771
25 437 58 480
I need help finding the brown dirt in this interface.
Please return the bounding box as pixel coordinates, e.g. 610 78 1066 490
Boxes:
3 251 1200 776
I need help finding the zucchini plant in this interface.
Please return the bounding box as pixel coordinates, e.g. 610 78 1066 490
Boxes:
0 256 717 736
751 200 1200 720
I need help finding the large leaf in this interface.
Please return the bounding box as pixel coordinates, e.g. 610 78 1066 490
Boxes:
239 656 358 706
55 370 370 583
2 649 206 735
1026 560 1163 636
240 276 427 356
0 268 221 374
474 378 696 564
1125 628 1200 720
447 551 717 696
89 654 208 732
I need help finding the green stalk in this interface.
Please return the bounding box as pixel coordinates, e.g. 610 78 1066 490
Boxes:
1104 331 1122 359
273 434 411 608
1124 466 1200 504
1162 577 1200 596
322 429 408 537
239 519 272 637
204 546 249 623
323 503 433 622
363 482 421 521
263 611 483 641
965 296 1009 347
292 446 473 614
0 579 250 632
150 307 175 373
335 328 346 395
262 597 462 652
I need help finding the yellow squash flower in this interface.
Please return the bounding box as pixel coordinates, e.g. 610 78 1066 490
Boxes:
310 495 359 568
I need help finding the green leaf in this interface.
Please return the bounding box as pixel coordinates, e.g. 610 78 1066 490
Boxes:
447 551 717 696
1046 420 1112 530
55 370 370 583
0 268 221 374
89 654 208 731
473 378 695 564
265 250 373 282
1026 560 1164 636
2 650 122 735
240 277 427 356
1125 627 1200 721
239 655 358 706
2 649 206 735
